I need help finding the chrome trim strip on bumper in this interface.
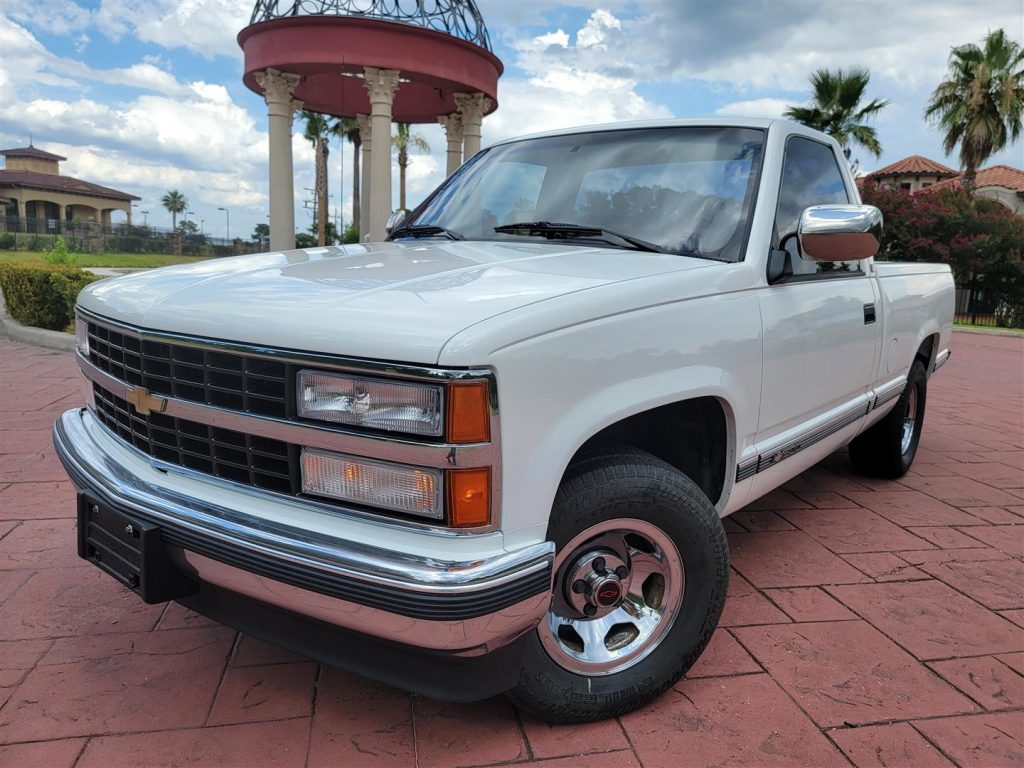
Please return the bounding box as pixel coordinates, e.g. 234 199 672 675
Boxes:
176 551 551 654
54 408 553 598
933 348 950 373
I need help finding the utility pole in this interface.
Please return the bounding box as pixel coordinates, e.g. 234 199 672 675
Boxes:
217 207 230 241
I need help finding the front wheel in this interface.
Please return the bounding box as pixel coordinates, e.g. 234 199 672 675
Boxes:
849 360 928 478
507 446 729 723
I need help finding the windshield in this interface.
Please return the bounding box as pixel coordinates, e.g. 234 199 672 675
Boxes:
403 126 764 261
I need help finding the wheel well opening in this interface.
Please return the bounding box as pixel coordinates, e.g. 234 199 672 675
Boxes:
573 397 728 505
916 334 938 371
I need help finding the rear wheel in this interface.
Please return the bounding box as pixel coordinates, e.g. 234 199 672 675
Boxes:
507 445 729 723
849 360 928 478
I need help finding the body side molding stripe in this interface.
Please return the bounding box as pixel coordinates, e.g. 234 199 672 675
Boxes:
735 375 908 482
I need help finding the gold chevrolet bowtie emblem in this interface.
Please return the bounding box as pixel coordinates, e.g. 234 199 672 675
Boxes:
124 386 167 416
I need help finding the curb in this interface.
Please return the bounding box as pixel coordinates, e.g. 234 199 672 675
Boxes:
0 314 76 351
953 326 1024 338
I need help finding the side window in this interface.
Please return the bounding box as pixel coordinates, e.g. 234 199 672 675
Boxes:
775 137 861 277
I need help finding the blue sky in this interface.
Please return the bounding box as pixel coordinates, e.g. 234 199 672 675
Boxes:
2 1 1022 239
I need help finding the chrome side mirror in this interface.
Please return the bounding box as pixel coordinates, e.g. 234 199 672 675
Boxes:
385 209 411 235
798 204 883 261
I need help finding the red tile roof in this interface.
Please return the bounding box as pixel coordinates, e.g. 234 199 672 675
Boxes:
0 146 67 162
867 155 958 178
864 154 958 178
923 165 1024 194
0 170 140 202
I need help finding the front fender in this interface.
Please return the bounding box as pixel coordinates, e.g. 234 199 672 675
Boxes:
477 290 763 548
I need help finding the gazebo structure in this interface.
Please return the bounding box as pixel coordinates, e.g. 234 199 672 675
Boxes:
239 1 503 249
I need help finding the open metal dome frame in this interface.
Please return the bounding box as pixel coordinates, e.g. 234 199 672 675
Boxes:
249 0 492 51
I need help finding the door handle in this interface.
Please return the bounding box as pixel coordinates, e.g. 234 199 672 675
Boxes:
863 303 876 324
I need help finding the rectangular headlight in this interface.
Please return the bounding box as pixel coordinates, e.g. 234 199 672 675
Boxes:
298 370 443 437
301 448 443 519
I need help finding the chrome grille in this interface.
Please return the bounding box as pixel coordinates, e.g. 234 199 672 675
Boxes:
87 321 289 419
92 383 298 495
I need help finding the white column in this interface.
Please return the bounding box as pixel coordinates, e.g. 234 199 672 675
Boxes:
438 112 464 176
455 92 491 161
356 114 372 242
255 68 302 251
363 67 400 242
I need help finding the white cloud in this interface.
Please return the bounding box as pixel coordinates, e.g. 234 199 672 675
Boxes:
714 98 792 119
576 9 622 48
6 0 94 37
484 10 672 144
94 0 251 60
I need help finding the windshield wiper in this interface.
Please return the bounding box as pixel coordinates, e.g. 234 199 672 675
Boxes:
390 224 465 241
493 221 671 254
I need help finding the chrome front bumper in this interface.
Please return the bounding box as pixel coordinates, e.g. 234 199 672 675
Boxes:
53 408 554 655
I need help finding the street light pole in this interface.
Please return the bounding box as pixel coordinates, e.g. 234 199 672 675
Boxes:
141 210 149 226
218 207 230 241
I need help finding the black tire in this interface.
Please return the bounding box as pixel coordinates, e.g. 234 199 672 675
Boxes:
849 360 928 478
507 445 729 723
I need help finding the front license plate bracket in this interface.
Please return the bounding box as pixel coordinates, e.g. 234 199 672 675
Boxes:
77 495 198 604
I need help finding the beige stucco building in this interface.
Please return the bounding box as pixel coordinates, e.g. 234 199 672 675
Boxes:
0 145 140 234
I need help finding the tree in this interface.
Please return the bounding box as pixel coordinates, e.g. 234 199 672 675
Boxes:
924 29 1024 189
301 110 344 247
860 180 1024 325
161 190 187 230
339 117 361 231
252 222 269 244
392 123 430 210
177 219 198 235
295 221 339 250
784 68 889 173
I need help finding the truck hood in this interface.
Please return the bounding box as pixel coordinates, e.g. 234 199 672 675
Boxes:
79 241 712 363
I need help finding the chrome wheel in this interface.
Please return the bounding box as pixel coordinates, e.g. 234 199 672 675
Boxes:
901 386 918 454
539 519 684 676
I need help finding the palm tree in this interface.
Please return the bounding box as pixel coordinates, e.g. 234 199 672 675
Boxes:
161 190 187 230
925 29 1024 189
301 110 335 246
392 123 430 210
785 67 889 173
338 117 361 234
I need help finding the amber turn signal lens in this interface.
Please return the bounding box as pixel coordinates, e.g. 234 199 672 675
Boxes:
447 468 491 527
447 382 490 443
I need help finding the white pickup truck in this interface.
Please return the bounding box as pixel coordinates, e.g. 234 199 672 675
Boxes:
55 118 954 722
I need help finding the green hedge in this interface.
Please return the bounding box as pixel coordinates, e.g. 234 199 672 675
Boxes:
0 263 102 331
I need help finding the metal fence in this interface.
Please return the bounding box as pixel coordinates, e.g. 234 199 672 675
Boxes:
0 217 268 257
955 274 1023 328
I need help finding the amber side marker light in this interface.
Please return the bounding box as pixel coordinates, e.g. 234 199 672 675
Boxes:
447 468 491 527
447 381 490 443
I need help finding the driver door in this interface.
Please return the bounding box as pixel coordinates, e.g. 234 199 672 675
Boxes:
752 136 880 486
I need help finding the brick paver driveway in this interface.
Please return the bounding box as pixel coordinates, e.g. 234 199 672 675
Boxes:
1 332 1022 767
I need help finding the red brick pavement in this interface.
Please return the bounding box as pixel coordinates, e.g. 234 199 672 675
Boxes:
0 332 1021 767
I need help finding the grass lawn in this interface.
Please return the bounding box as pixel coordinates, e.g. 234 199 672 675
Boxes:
0 251 210 268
